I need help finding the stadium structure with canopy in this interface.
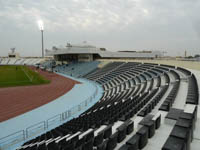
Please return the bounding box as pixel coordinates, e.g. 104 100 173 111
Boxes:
45 43 163 62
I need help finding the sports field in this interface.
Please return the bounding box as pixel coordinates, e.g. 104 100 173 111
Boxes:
0 65 50 88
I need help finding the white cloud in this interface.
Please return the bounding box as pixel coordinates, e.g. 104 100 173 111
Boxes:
0 0 200 56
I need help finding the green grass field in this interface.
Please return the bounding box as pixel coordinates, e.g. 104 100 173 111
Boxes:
0 65 50 88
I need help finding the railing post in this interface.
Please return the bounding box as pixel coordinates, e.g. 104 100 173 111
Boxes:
23 130 25 141
60 114 62 122
78 104 81 111
46 119 48 129
62 112 65 121
26 128 28 139
65 111 68 120
68 110 71 118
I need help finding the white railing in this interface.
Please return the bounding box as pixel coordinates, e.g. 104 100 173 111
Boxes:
0 84 99 150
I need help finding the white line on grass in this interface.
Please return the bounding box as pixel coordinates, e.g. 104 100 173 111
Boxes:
21 66 33 82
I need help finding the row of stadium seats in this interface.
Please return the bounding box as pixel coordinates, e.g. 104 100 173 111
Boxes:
41 60 55 69
0 58 44 65
119 113 161 150
15 62 199 150
186 74 199 105
177 67 192 76
159 81 180 111
163 105 198 150
16 62 161 149
54 61 100 77
138 85 169 117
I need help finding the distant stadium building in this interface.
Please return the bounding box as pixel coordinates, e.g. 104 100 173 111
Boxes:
8 48 20 58
45 43 163 62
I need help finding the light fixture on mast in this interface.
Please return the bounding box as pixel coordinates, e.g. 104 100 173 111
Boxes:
37 20 44 57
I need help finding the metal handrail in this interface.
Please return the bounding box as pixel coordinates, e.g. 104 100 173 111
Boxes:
0 130 25 150
0 130 25 144
46 114 61 128
26 121 45 138
0 83 100 150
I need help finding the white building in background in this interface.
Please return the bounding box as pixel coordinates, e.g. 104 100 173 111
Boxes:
45 43 164 62
8 48 20 58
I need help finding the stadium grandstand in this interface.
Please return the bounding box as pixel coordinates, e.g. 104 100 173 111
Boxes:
45 43 164 62
0 45 200 150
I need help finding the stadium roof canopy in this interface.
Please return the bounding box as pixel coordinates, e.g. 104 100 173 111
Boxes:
45 43 163 58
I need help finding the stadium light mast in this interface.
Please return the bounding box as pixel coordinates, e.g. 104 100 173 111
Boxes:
38 20 44 58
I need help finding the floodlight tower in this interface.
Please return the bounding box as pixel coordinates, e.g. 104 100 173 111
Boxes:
38 20 44 57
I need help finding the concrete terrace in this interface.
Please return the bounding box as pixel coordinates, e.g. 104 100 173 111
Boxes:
1 60 200 150
98 59 200 71
115 68 200 150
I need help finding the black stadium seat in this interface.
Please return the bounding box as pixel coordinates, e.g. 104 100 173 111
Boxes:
162 136 186 150
106 132 118 150
136 126 149 149
103 125 112 139
152 113 161 130
119 144 133 150
82 139 93 150
170 125 191 150
117 124 127 142
94 131 104 146
126 134 140 150
125 119 134 135
139 114 155 138
16 62 199 150
97 139 108 150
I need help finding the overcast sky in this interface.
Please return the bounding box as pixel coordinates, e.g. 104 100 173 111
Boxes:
0 0 200 57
